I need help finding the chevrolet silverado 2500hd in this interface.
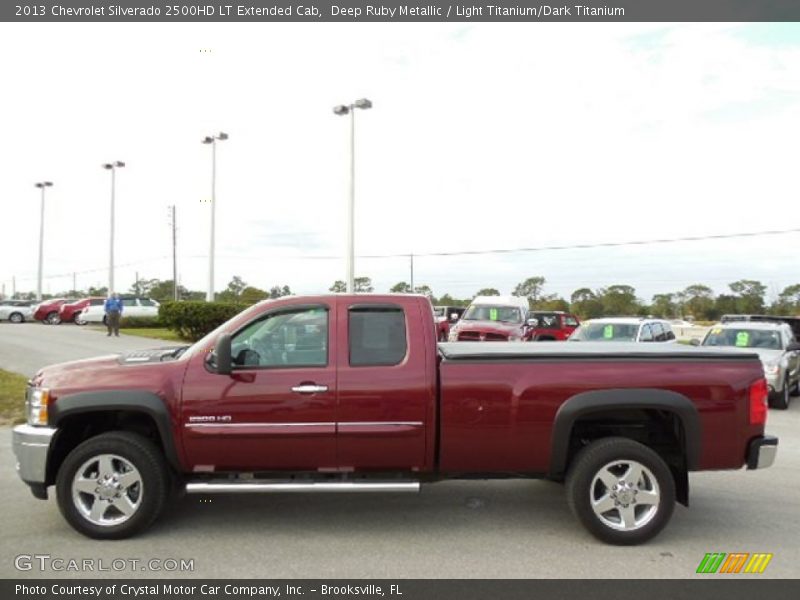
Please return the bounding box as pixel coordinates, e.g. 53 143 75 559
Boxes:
13 294 777 544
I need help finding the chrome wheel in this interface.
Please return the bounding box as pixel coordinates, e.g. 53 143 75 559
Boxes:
589 459 660 531
46 312 61 325
71 454 143 526
9 312 23 323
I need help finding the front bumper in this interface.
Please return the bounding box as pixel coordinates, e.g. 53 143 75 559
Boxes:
12 424 56 495
746 435 778 470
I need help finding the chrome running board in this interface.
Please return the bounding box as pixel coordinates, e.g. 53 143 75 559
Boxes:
186 480 420 494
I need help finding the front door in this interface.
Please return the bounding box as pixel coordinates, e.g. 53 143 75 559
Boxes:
181 302 337 472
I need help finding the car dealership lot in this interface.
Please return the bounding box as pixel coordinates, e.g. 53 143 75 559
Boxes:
0 322 798 578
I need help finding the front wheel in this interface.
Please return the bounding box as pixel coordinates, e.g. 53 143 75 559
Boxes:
56 432 170 539
46 311 61 325
9 312 24 323
566 437 676 545
74 314 88 326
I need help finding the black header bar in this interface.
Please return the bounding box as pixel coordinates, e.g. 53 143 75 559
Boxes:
4 1 800 22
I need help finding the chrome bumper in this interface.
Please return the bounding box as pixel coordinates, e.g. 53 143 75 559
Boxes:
746 435 778 470
12 424 56 484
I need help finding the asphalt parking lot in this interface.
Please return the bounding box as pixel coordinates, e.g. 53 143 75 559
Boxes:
0 322 798 578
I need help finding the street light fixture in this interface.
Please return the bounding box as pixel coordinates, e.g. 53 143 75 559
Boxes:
34 181 53 301
333 97 372 293
202 132 228 302
102 161 125 294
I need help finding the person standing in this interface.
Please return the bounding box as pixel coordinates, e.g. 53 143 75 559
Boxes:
104 293 123 337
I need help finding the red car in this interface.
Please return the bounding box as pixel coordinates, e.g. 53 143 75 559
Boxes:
59 297 106 325
433 305 465 341
527 311 581 341
13 294 777 544
32 298 68 324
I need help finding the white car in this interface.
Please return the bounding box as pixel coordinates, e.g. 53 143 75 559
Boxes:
569 317 677 343
0 300 34 323
79 296 160 324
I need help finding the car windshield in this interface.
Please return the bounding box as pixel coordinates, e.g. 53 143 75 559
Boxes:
570 322 639 341
463 305 522 323
702 328 782 350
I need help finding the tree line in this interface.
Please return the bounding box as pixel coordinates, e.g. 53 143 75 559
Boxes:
16 274 800 321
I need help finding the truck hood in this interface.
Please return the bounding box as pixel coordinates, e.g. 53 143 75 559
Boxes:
32 346 190 391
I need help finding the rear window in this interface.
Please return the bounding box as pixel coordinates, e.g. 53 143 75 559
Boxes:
571 322 638 341
90 299 104 306
349 307 407 366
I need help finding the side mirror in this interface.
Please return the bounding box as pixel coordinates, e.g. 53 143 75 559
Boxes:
449 313 460 322
787 341 800 352
215 333 233 375
526 318 537 328
689 338 701 346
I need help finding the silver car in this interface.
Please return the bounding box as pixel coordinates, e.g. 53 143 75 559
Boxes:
0 299 34 323
700 321 800 409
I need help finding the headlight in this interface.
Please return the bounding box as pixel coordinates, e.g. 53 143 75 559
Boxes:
763 364 780 376
28 388 50 426
448 330 458 342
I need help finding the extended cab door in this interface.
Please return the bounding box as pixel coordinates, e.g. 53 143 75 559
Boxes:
180 301 337 472
335 300 433 471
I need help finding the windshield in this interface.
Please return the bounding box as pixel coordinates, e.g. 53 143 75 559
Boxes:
570 322 639 341
702 327 782 350
463 305 523 324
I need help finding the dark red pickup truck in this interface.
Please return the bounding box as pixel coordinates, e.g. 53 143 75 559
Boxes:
13 294 777 544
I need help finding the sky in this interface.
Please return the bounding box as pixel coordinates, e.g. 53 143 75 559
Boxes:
0 22 799 303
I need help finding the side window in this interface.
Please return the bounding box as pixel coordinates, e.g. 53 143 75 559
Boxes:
564 316 579 327
651 322 665 342
121 298 137 307
139 298 157 307
349 306 407 367
664 324 676 341
639 324 653 342
231 307 328 368
90 299 105 306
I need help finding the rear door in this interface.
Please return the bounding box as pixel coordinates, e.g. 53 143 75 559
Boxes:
335 300 431 470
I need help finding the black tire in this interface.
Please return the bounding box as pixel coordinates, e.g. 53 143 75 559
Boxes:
46 311 61 325
566 437 676 545
102 315 108 326
56 432 170 539
9 312 24 323
769 378 790 410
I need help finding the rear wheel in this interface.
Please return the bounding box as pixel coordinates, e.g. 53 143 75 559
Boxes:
46 311 61 325
566 437 675 545
769 378 790 410
56 432 170 539
9 312 24 323
74 313 87 326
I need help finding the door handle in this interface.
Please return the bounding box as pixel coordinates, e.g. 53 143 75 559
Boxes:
291 384 329 394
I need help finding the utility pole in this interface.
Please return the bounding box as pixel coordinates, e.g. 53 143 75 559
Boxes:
102 161 125 293
202 132 228 302
73 272 77 294
135 271 139 296
410 254 414 292
168 205 178 301
34 181 53 301
12 276 15 298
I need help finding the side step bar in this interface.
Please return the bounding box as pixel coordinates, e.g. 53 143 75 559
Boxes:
186 480 421 494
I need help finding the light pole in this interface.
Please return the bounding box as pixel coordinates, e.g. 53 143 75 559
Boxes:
34 181 53 301
102 161 125 293
333 98 372 293
202 132 228 302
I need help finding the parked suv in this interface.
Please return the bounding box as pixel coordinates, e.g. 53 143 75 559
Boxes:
79 296 160 324
527 311 580 341
32 298 69 324
433 305 466 342
448 296 530 341
569 318 677 343
699 321 800 409
720 314 800 341
60 297 106 325
0 299 34 323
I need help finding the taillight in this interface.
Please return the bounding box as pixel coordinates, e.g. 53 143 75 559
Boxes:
749 378 768 425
